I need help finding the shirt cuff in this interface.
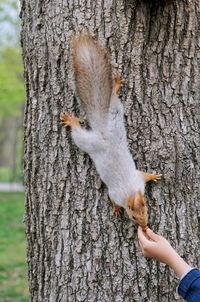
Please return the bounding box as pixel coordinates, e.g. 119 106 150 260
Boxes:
178 268 200 299
180 267 193 281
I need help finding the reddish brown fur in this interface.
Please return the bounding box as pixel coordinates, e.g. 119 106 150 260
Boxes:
128 195 135 210
112 73 124 95
126 193 148 228
72 33 112 127
138 191 145 206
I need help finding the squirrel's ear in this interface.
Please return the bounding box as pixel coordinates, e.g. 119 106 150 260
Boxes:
128 196 135 210
138 192 145 206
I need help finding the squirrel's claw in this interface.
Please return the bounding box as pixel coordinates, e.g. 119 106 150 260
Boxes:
113 203 122 217
60 112 80 127
152 174 162 182
112 73 124 95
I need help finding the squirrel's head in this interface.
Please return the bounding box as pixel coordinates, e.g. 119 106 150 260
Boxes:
125 192 148 230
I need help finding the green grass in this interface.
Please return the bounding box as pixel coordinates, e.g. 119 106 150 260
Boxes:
0 167 23 183
0 167 11 182
0 192 28 302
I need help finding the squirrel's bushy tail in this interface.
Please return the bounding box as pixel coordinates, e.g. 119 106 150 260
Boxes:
72 33 112 130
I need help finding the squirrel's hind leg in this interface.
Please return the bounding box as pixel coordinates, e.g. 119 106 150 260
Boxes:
112 73 124 96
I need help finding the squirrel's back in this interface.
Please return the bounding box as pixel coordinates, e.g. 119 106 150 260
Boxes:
72 33 112 130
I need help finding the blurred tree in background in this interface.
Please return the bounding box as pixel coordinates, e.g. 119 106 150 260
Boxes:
0 0 24 182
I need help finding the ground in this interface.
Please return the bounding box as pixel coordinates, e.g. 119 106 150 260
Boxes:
0 192 28 302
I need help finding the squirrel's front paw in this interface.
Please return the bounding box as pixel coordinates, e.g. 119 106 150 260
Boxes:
113 203 122 217
60 112 80 127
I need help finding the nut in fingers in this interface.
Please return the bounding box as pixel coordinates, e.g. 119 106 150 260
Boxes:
142 225 148 232
60 112 80 128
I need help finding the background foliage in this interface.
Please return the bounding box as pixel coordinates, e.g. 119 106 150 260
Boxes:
0 0 24 182
0 1 28 301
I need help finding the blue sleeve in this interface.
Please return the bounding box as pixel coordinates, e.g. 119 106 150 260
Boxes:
178 268 200 301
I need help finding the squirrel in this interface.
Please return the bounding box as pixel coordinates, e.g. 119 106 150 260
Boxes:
60 33 162 231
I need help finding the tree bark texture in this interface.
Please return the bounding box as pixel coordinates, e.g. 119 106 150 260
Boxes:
21 0 200 301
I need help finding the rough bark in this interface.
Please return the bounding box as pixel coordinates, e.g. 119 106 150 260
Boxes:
21 0 200 301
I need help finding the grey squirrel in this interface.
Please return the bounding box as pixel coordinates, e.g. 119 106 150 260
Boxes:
60 33 161 230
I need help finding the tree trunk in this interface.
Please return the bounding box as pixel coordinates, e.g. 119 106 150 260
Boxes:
21 0 200 301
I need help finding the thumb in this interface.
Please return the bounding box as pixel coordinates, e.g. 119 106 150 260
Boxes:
138 226 151 245
145 228 160 242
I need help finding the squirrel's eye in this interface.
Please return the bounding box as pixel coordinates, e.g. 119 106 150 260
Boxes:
132 215 136 220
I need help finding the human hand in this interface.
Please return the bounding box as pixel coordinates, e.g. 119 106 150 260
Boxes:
137 226 175 265
137 227 191 278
